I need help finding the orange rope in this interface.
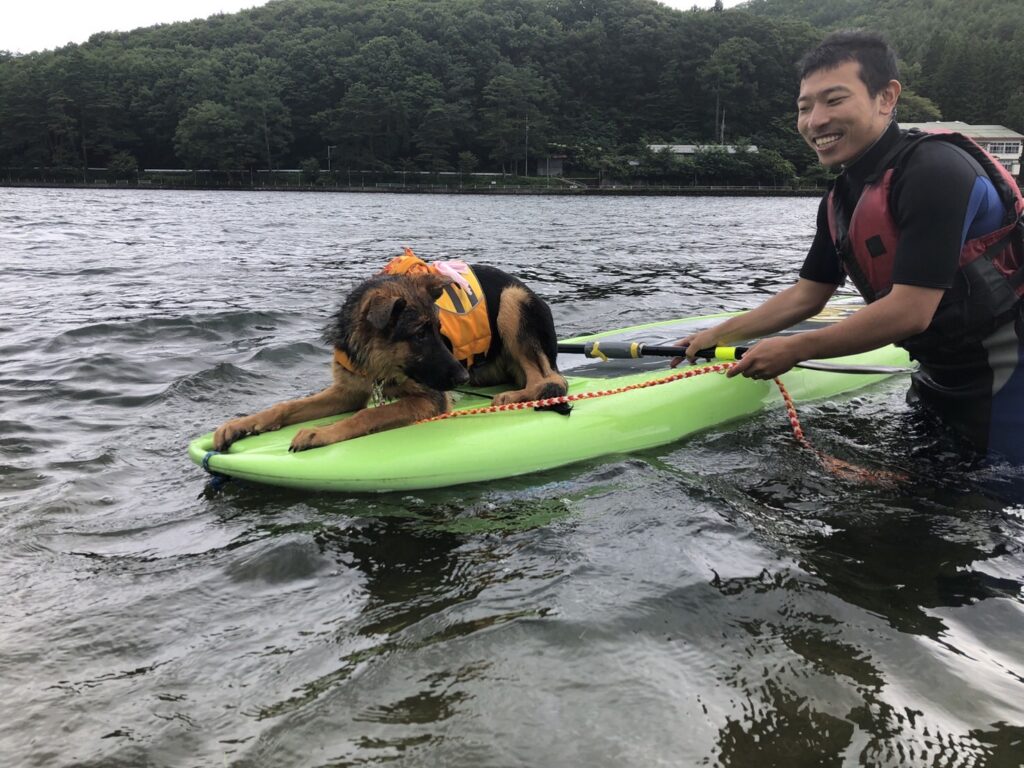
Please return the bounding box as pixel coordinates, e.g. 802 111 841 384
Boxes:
772 376 808 448
419 363 903 485
418 363 735 422
773 375 905 485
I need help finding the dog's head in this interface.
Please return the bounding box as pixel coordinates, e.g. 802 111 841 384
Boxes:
325 273 469 390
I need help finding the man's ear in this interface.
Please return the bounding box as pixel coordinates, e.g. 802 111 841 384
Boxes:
879 79 902 117
365 294 406 331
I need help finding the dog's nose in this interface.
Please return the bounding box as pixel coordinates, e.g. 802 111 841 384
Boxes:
454 367 470 386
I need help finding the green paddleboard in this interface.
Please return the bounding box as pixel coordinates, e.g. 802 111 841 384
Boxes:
188 301 911 492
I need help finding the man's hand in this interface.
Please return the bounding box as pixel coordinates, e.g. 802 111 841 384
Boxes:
669 329 720 368
726 336 802 380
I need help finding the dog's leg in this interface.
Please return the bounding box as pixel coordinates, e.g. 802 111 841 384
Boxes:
490 285 568 407
213 384 369 451
290 391 447 451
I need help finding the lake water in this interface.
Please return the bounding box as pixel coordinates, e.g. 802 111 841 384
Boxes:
2 187 1023 767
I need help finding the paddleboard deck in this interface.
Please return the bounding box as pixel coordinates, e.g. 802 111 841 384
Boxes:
188 301 910 492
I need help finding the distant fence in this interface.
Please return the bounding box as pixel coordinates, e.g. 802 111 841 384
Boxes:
0 167 832 195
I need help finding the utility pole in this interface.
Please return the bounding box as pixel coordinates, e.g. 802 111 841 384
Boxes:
714 91 720 144
328 145 337 173
524 114 529 177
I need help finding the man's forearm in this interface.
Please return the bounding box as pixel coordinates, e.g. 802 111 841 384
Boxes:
790 284 943 360
709 279 836 345
721 283 944 380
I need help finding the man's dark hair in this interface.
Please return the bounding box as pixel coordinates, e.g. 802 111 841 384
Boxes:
797 31 900 96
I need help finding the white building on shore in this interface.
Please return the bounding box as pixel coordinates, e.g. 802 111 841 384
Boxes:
647 144 759 156
901 122 1023 175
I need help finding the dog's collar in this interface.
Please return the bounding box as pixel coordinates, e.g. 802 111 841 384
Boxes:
334 348 387 406
333 348 363 376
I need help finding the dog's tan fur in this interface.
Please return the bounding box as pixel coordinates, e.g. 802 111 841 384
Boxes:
490 285 567 406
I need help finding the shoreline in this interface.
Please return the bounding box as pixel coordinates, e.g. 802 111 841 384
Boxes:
0 181 826 197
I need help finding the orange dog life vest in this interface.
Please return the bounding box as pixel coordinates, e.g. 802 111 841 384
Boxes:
380 248 492 368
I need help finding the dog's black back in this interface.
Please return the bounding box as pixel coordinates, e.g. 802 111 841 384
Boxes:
471 264 560 369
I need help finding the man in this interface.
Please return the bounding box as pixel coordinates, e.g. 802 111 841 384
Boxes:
675 31 1024 463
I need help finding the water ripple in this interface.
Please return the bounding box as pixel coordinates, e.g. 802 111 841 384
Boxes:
1 188 1021 767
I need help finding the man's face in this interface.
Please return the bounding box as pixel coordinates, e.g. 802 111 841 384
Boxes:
797 60 899 168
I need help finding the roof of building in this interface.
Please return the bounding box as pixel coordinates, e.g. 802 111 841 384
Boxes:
900 121 1024 140
648 144 759 154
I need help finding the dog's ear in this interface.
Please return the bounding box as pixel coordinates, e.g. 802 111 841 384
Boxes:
414 273 452 303
365 295 406 331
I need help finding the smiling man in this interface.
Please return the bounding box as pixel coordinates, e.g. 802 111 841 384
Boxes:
675 31 1024 463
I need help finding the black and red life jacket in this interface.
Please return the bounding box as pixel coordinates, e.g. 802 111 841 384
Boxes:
827 129 1024 346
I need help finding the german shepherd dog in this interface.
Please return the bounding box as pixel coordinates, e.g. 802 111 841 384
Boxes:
212 263 568 452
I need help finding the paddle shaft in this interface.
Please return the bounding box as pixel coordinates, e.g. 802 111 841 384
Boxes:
557 341 740 361
556 341 916 375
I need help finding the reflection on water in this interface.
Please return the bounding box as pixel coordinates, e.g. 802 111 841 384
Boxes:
1 188 1022 766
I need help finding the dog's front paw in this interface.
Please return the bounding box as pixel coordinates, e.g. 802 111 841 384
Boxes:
213 417 257 451
289 428 326 452
491 390 520 407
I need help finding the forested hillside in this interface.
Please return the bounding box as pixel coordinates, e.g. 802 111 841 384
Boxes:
0 0 1018 181
0 0 821 178
745 0 1024 132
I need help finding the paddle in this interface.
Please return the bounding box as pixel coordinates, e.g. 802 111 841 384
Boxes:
556 340 917 375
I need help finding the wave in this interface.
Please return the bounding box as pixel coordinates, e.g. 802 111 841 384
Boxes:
42 310 293 353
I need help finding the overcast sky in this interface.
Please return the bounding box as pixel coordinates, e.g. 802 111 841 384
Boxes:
1 0 746 55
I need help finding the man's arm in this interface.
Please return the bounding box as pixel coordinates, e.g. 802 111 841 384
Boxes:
726 283 942 379
729 141 988 380
675 278 837 364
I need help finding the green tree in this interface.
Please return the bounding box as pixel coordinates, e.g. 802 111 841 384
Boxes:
413 100 462 171
318 82 378 167
897 90 942 122
300 157 320 183
747 148 797 185
106 150 138 181
0 0 1019 177
693 146 741 183
1005 90 1024 135
457 149 479 179
227 57 293 170
0 58 50 167
173 100 246 169
639 145 682 178
697 37 760 143
480 62 556 175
